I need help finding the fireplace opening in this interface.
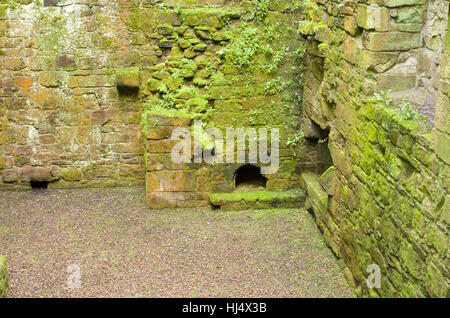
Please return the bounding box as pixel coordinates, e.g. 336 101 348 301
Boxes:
234 164 267 191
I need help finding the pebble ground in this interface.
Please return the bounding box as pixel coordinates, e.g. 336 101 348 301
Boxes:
0 187 354 298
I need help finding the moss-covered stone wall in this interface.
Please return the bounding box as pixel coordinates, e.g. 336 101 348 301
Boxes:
0 0 329 191
139 1 330 208
301 0 449 297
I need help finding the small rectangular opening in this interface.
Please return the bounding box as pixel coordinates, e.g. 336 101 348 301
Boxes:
30 181 48 192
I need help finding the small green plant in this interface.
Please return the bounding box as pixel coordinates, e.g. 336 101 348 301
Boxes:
5 1 18 9
253 0 270 23
221 27 260 69
266 48 287 74
374 90 394 106
286 131 305 147
264 77 283 95
398 101 426 122
295 43 307 59
298 0 327 37
374 90 427 125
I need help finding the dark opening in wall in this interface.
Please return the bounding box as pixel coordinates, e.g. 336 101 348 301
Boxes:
304 117 333 174
234 164 267 190
117 86 139 99
30 181 48 193
305 119 330 142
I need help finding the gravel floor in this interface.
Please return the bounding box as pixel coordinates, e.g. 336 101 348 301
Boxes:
0 187 353 298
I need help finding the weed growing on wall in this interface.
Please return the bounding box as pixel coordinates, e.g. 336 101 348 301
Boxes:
374 90 428 132
252 0 270 23
297 0 327 39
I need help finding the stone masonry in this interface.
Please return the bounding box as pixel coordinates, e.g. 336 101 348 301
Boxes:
301 0 449 297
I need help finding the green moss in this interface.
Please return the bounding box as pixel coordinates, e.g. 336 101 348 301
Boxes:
59 168 82 182
180 7 241 28
0 6 6 19
144 108 196 120
0 255 8 298
210 190 305 204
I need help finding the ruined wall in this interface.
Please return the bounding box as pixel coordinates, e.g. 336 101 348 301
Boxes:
140 2 318 208
0 0 326 191
302 0 449 297
0 0 149 189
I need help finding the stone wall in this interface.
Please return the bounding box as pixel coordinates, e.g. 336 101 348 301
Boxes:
301 0 449 297
0 0 149 189
0 0 329 191
140 1 328 209
145 111 209 208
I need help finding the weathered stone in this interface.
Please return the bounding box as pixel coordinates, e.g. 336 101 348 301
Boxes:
59 167 82 181
435 131 450 165
2 170 18 183
383 0 426 7
33 90 63 110
157 24 174 36
185 97 208 113
391 7 423 24
357 5 389 32
417 49 437 77
375 73 417 91
194 27 212 40
56 54 76 69
342 36 362 65
19 166 55 182
146 170 196 192
159 39 174 49
39 71 63 87
363 32 421 51
391 23 422 33
44 0 59 6
425 260 448 297
115 67 140 89
360 51 398 73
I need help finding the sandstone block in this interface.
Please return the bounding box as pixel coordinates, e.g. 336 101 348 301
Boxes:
383 0 426 7
59 167 82 181
360 50 398 72
39 71 63 87
115 67 140 89
357 5 389 32
146 170 196 192
363 32 421 51
19 166 55 182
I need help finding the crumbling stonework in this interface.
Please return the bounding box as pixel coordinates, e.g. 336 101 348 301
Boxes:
301 0 449 297
0 0 328 191
140 2 333 208
0 0 149 190
0 0 448 298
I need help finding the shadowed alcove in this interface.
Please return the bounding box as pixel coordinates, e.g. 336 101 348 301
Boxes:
234 164 268 191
